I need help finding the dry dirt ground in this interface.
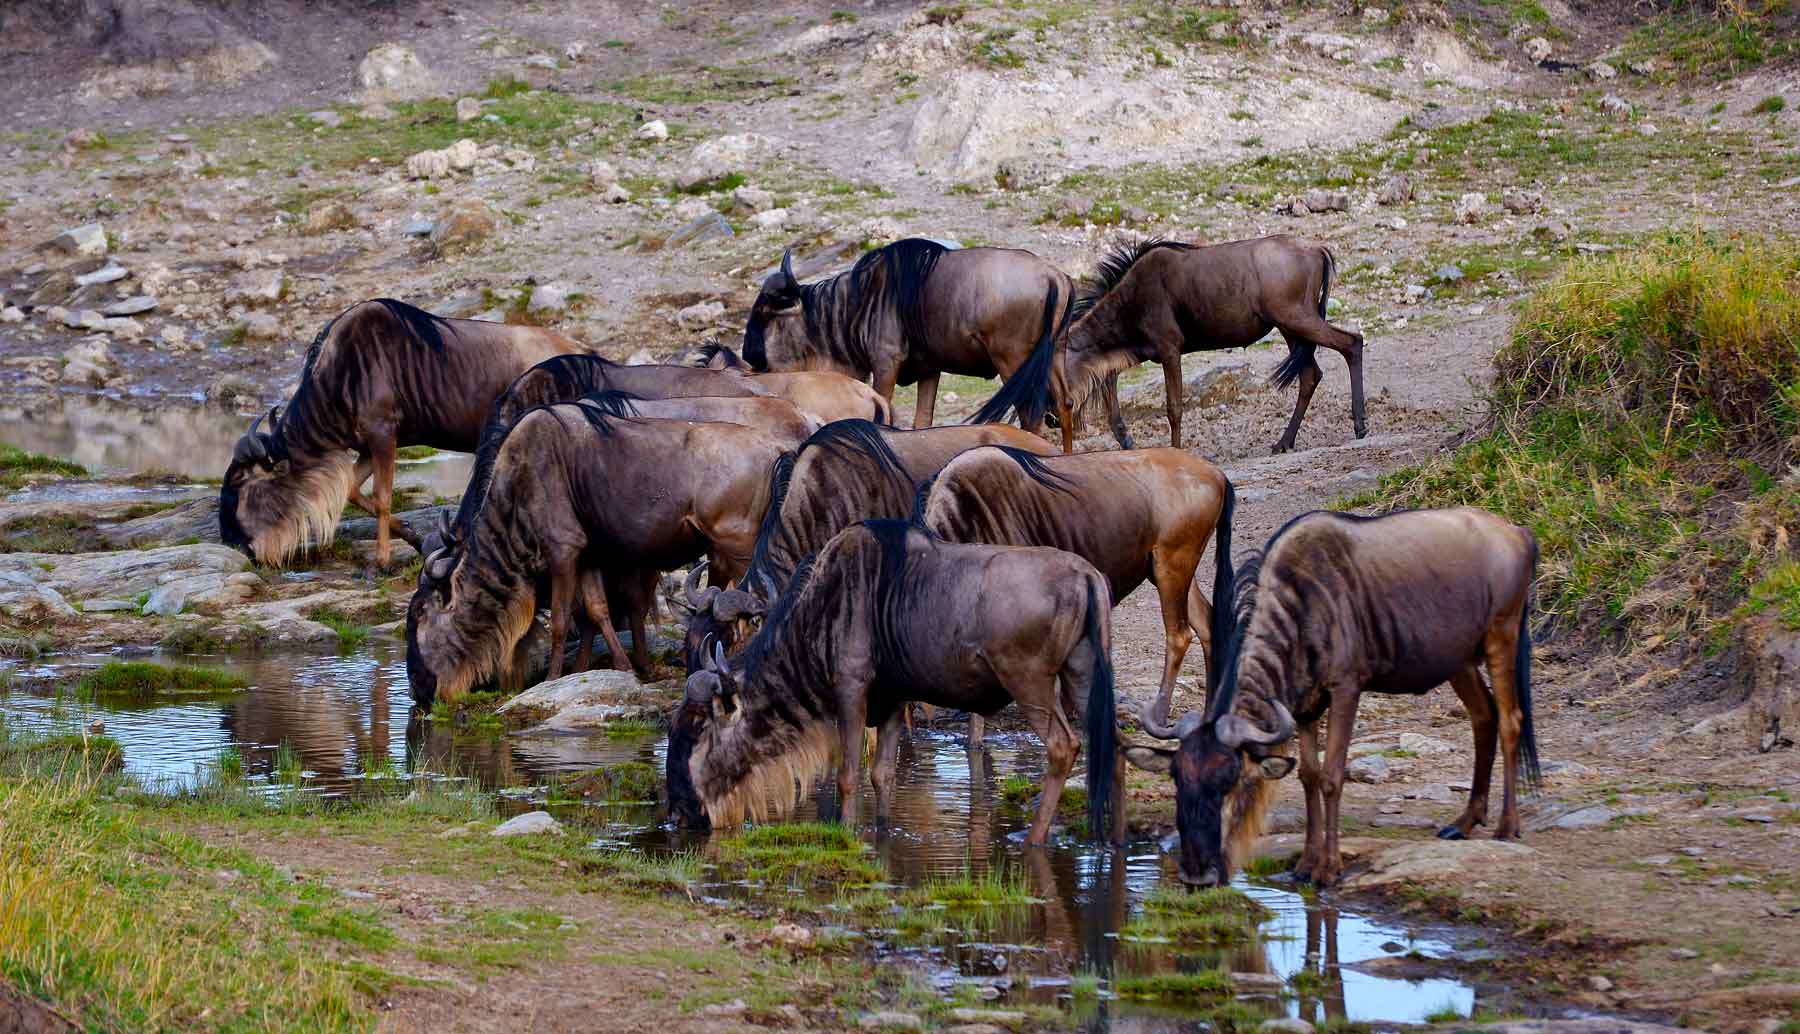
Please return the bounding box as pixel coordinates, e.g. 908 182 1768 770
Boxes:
3 1 1799 1031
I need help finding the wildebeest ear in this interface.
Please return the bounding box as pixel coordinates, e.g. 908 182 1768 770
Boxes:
1258 756 1297 781
1123 746 1174 775
684 670 721 705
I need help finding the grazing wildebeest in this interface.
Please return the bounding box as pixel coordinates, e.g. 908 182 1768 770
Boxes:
685 343 894 426
405 401 786 705
668 519 1119 846
220 299 575 568
1004 235 1366 452
583 389 820 447
1124 508 1540 887
742 241 1076 436
914 445 1236 738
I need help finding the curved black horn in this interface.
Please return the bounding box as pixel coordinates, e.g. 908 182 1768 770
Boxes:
437 509 453 540
1137 699 1202 742
711 638 728 674
683 561 711 610
424 547 456 583
1216 700 1295 751
779 248 796 286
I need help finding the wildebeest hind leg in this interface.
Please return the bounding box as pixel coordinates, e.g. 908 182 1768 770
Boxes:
1019 689 1078 846
1485 627 1527 840
834 694 870 827
913 371 939 430
367 431 399 568
1440 666 1496 839
1313 686 1362 886
1272 341 1323 454
1149 545 1201 724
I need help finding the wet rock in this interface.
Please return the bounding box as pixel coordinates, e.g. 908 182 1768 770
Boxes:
226 270 285 308
1345 839 1537 890
1232 972 1284 990
429 199 498 256
585 159 619 189
949 1010 1026 1028
204 375 258 407
102 296 157 317
665 212 734 249
1522 37 1552 63
497 669 647 716
1348 754 1392 783
358 43 438 102
491 811 562 837
527 282 573 314
1376 174 1413 205
0 543 248 603
75 263 130 287
860 1012 924 1032
1453 192 1490 224
1259 1020 1314 1034
455 97 482 123
303 201 358 235
1588 60 1617 81
637 119 669 142
1398 732 1456 754
675 299 725 330
61 338 119 387
1301 188 1350 213
52 224 109 257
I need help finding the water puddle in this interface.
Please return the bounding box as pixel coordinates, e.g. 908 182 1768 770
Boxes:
0 395 473 499
1 643 1539 1028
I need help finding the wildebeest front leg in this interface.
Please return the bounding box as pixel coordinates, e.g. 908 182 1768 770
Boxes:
872 364 902 426
913 371 940 430
579 571 632 673
1161 355 1184 450
1103 372 1134 450
834 695 870 827
870 710 905 829
1440 666 1496 839
367 431 399 568
1272 340 1323 454
1294 718 1326 882
1313 686 1362 887
544 558 578 684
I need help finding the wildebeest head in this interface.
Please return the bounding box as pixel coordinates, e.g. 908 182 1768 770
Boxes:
673 561 775 674
666 636 740 828
218 407 356 565
1125 698 1296 887
743 249 803 372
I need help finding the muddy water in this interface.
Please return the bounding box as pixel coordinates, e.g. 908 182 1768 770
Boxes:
2 643 1505 1028
0 395 473 498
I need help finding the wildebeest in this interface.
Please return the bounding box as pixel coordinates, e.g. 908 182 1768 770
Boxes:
405 400 786 705
1002 235 1365 452
741 241 1075 435
686 343 894 425
1124 508 1540 888
584 389 820 447
220 299 574 568
669 519 1118 847
914 445 1236 738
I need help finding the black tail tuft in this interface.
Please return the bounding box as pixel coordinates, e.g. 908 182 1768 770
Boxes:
1316 248 1335 321
1269 342 1318 390
970 282 1061 429
1516 537 1542 790
1207 478 1236 691
1083 578 1117 845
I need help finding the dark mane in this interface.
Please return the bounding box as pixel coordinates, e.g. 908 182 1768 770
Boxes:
1069 238 1195 321
739 450 798 591
738 550 820 683
800 419 910 484
584 389 643 417
880 238 949 355
695 342 744 369
994 445 1075 494
795 238 949 369
457 401 623 573
1204 546 1264 723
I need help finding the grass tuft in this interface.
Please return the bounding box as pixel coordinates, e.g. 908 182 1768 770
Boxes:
717 823 883 886
0 445 85 490
77 661 248 702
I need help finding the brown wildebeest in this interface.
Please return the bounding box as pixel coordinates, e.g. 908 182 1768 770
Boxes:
220 299 575 568
405 401 786 705
914 445 1236 738
668 519 1119 847
1005 235 1366 452
685 343 895 425
583 389 820 447
742 241 1076 437
1124 508 1540 887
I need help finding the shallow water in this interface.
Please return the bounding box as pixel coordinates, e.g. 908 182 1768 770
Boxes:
2 643 1517 1028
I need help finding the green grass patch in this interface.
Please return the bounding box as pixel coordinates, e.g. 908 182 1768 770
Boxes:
77 661 248 702
1120 885 1269 944
0 731 124 776
906 864 1038 909
603 718 660 740
1751 94 1787 115
1114 969 1232 1000
1619 8 1799 82
553 761 660 803
394 445 439 461
1747 560 1800 630
307 606 370 653
716 823 883 886
588 849 702 894
998 773 1033 804
0 445 85 490
608 64 792 105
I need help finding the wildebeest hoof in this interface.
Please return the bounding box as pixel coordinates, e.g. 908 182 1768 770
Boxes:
1435 825 1467 840
1271 441 1293 455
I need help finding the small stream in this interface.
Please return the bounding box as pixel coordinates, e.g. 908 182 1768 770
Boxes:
0 642 1555 1030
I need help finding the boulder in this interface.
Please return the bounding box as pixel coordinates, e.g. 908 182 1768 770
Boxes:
1259 1021 1314 1034
0 578 78 622
1344 839 1537 890
497 669 648 716
599 183 632 204
637 119 669 141
1522 37 1552 63
52 224 108 257
491 811 562 837
1301 188 1350 213
303 201 358 235
1526 803 1615 832
674 300 726 330
429 199 499 255
585 159 619 189
1452 192 1490 224
750 208 789 230
0 543 249 603
732 185 776 212
1376 174 1412 205
1501 189 1544 215
358 43 439 102
455 97 482 123
1587 60 1617 81
142 583 188 616
528 282 574 314
1743 616 1800 752
405 138 479 180
225 270 285 307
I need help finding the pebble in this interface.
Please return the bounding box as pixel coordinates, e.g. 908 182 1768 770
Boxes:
1669 947 1699 959
1259 1020 1315 1034
455 97 482 123
700 999 746 1018
1639 854 1674 866
142 584 188 617
240 312 281 339
402 218 435 237
860 1011 924 1031
75 263 130 287
637 119 669 141
527 282 573 314
102 296 157 317
490 811 562 836
308 110 344 127
53 223 109 257
1348 754 1391 784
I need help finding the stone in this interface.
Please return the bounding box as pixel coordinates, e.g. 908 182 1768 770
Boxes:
0 583 77 622
860 1013 924 1032
732 184 776 212
1587 975 1614 992
82 598 137 613
585 159 619 189
53 224 108 257
99 317 144 339
1629 59 1656 76
1231 972 1284 990
429 199 499 255
0 307 22 324
0 543 249 603
528 282 573 314
1600 94 1633 119
1301 188 1350 213
1522 37 1552 63
1348 754 1392 783
665 211 734 249
455 97 482 123
565 41 589 62
769 923 814 948
600 183 632 204
306 110 343 128
490 811 562 837
240 313 281 340
1530 804 1616 831
1502 189 1544 215
675 300 726 330
700 1000 746 1018
1376 174 1413 205
524 53 558 70
75 263 130 287
626 348 656 366
1259 1021 1315 1034
1452 192 1490 224
402 218 435 237
1533 220 1574 243
358 43 438 102
1670 948 1699 959
949 1010 1026 1028
303 201 358 235
497 669 648 716
1398 732 1456 754
750 208 790 230
406 148 451 180
226 270 285 308
1588 60 1617 81
142 583 187 616
637 119 669 141
1431 265 1465 284
61 338 118 387
1344 839 1537 890
159 325 189 351
102 296 157 317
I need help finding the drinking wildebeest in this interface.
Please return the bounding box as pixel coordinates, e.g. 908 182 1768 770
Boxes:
742 240 1077 439
220 299 575 568
1124 508 1540 887
997 235 1366 452
669 519 1119 846
684 343 894 426
914 445 1236 737
405 400 786 705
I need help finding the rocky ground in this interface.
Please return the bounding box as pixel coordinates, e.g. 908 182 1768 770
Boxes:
2 1 1798 1031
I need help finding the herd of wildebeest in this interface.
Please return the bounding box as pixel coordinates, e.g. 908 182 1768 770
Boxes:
215 233 1539 888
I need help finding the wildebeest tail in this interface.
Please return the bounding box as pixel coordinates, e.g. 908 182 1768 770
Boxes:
740 450 798 592
1517 534 1542 790
1317 248 1335 321
969 282 1062 428
995 445 1075 494
1207 478 1236 690
1270 342 1318 390
1082 577 1116 845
